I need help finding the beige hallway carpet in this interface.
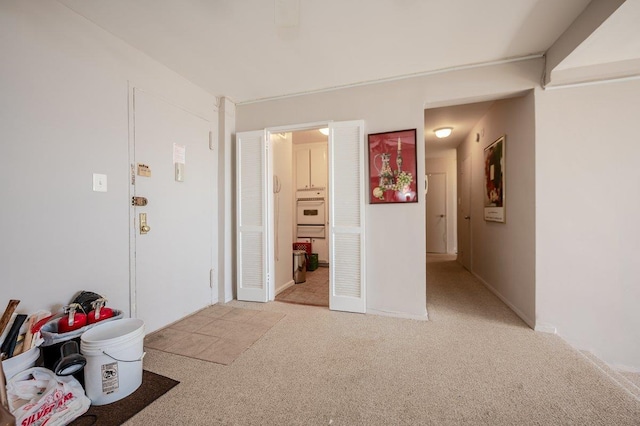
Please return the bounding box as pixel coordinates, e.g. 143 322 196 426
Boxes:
131 255 640 425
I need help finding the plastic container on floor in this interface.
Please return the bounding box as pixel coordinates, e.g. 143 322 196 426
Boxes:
80 318 145 405
292 242 312 257
307 253 319 271
293 250 307 283
1 346 40 380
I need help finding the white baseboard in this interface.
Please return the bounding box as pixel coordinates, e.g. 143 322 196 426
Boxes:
579 350 640 401
276 279 295 295
539 326 640 376
367 308 429 321
534 323 557 334
471 271 535 329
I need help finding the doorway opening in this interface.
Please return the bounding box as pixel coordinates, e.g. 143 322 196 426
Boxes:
423 91 536 329
272 129 330 307
235 120 366 313
424 100 495 260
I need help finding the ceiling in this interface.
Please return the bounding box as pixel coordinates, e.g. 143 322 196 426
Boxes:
59 0 596 103
556 1 640 69
424 101 495 157
57 0 640 153
292 129 327 145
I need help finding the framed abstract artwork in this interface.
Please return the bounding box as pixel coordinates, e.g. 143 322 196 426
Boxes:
484 135 505 222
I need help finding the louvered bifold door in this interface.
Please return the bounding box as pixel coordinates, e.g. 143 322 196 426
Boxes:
236 130 269 302
329 120 366 313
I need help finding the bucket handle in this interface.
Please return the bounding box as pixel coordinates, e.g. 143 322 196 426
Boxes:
102 350 146 363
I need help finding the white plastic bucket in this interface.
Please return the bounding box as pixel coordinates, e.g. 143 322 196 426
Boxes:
80 318 145 405
1 346 40 380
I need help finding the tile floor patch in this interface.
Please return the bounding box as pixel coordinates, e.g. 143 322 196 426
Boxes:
145 306 285 365
145 328 191 351
275 266 329 307
195 304 234 318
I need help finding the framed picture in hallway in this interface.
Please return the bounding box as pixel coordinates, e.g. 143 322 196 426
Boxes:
367 128 418 204
484 135 506 222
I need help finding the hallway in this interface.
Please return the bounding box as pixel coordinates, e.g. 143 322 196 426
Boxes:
426 254 527 327
425 253 640 391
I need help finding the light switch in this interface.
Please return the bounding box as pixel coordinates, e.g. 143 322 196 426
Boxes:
93 173 107 192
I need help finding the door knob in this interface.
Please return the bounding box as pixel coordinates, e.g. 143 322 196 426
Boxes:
139 213 151 234
439 214 445 218
464 216 471 220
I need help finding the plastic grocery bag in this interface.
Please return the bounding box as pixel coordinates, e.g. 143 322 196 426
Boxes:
6 367 90 426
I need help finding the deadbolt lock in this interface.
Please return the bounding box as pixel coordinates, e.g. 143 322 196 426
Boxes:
132 196 148 206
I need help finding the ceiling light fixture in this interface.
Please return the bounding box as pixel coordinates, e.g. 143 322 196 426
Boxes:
319 128 329 136
434 127 453 138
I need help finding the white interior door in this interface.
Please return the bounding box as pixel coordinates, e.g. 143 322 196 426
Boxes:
236 130 270 302
131 88 214 333
459 155 472 270
426 173 447 253
329 120 366 313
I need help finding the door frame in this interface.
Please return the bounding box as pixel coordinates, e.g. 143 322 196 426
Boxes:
264 121 331 301
459 154 472 270
127 82 137 318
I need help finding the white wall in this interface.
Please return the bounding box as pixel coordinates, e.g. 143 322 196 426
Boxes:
272 134 294 294
536 79 640 371
457 93 537 326
0 1 218 315
425 156 458 254
236 58 543 319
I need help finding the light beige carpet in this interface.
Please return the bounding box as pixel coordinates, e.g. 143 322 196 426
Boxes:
144 305 284 365
130 255 640 425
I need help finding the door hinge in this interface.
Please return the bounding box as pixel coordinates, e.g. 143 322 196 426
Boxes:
209 131 214 151
210 268 214 288
130 164 135 185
